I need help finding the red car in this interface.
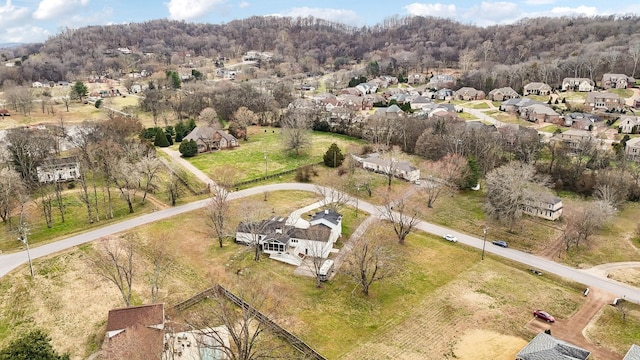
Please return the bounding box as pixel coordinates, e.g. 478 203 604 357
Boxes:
533 310 555 322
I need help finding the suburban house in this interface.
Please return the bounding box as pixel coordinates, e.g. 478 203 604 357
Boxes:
625 137 640 162
521 194 563 221
585 92 625 112
516 332 590 360
434 88 454 100
358 153 420 183
562 78 595 92
500 98 541 112
623 344 640 360
373 104 405 118
564 113 601 129
407 73 425 84
454 87 486 100
618 115 640 134
523 82 552 96
428 74 456 89
36 157 81 183
103 304 165 360
409 95 432 110
601 73 635 89
559 128 594 149
518 104 561 124
183 127 239 153
235 209 343 265
488 87 519 101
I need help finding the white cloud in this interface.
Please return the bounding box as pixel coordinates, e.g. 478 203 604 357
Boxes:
523 0 555 5
283 7 364 26
403 3 457 18
2 25 51 43
238 1 249 8
548 5 598 17
167 0 226 21
472 1 520 23
33 0 89 20
0 0 31 25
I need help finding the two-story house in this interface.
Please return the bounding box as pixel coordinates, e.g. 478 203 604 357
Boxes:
559 128 594 149
618 115 640 134
602 73 635 89
625 137 640 162
521 194 563 221
585 92 625 112
36 157 81 183
518 104 560 124
562 77 595 92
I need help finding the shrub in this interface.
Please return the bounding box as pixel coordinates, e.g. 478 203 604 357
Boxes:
179 139 198 157
323 143 345 168
295 165 316 182
154 128 170 147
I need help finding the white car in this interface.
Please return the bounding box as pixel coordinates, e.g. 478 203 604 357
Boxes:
443 234 457 242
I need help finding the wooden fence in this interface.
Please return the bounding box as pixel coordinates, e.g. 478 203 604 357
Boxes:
173 284 326 360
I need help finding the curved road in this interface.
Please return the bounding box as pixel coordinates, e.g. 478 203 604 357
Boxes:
1 182 639 304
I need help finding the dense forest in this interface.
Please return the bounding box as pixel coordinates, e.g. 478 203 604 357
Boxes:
1 15 640 91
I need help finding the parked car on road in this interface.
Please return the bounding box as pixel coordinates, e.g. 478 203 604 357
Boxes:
492 240 508 248
533 310 555 322
528 268 543 275
443 234 457 242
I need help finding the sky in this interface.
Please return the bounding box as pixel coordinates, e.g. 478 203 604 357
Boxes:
2 0 640 44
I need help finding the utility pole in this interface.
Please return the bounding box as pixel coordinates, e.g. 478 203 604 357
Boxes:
481 226 488 261
18 222 34 278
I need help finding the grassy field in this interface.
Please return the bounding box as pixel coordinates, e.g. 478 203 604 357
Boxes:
464 101 490 109
184 126 365 182
607 88 634 98
459 111 478 120
0 206 605 360
586 304 640 355
538 124 566 133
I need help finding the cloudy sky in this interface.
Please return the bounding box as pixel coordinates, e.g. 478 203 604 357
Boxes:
2 0 640 44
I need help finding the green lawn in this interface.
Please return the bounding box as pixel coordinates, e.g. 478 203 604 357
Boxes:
538 124 566 133
459 112 478 120
185 127 365 182
464 101 490 109
607 88 634 98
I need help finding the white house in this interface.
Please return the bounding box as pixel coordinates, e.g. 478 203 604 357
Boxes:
359 153 420 183
618 115 640 134
36 157 81 183
235 210 343 265
561 78 595 92
521 194 563 221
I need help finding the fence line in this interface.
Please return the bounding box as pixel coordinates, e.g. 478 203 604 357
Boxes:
173 284 326 360
232 162 324 188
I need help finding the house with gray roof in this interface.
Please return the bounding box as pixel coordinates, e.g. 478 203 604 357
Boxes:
524 82 552 96
488 87 519 101
602 73 635 89
359 153 420 183
409 96 432 110
625 137 640 163
585 92 625 112
454 87 485 101
562 78 595 92
519 104 561 124
428 74 456 90
564 113 601 129
516 332 590 360
500 98 541 112
183 127 238 153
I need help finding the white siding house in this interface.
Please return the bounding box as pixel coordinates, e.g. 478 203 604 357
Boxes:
36 157 81 183
360 154 420 183
521 195 563 221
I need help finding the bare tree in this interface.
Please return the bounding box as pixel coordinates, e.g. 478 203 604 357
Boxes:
420 153 469 208
344 226 395 295
281 105 313 155
206 168 239 247
233 106 258 140
236 201 273 261
0 167 26 225
562 200 615 251
113 158 140 214
166 167 184 206
88 236 135 307
199 107 219 127
142 241 174 303
484 162 545 231
137 152 162 205
186 284 287 360
315 181 351 213
629 41 640 78
381 197 419 245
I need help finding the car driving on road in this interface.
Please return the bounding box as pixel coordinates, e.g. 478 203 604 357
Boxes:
443 234 457 242
492 240 508 248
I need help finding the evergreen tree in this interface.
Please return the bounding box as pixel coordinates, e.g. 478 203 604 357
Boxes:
71 81 88 102
175 121 187 142
154 127 170 147
0 329 70 360
186 118 197 132
323 143 345 168
179 139 198 157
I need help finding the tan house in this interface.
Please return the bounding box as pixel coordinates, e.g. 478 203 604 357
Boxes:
625 137 640 162
523 82 552 96
358 153 420 183
521 194 563 221
562 78 595 92
183 127 239 153
518 104 560 124
585 92 625 112
454 87 486 100
488 87 519 101
618 115 640 134
559 128 593 148
602 73 635 89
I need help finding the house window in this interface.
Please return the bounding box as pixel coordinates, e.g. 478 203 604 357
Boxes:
290 239 298 244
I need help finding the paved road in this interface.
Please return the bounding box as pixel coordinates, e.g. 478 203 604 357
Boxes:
2 182 639 304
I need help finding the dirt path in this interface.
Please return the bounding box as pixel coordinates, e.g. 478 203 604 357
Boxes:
538 234 565 260
525 287 621 360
